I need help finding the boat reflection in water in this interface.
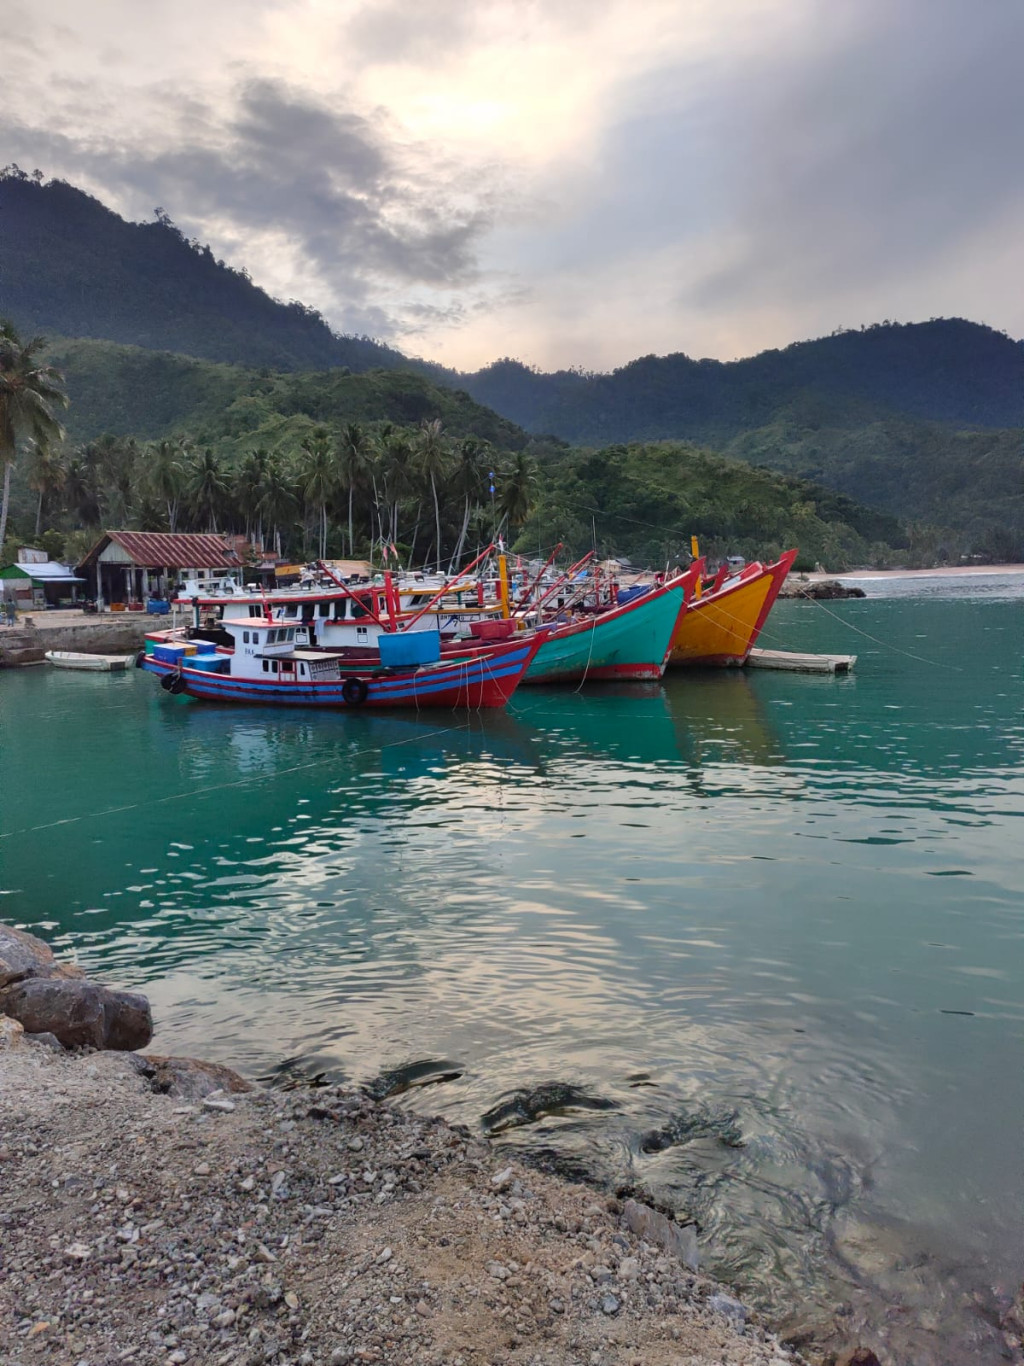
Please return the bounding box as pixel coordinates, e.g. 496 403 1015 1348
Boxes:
511 672 784 773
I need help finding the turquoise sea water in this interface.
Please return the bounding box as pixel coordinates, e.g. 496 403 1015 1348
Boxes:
2 579 1022 1362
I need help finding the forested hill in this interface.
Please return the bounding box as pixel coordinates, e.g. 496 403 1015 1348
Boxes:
0 171 411 373
461 320 1024 443
460 323 1024 557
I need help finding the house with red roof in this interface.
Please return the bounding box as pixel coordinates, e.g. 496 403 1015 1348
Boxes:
76 532 244 609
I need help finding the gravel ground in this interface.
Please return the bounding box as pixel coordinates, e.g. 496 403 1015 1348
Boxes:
0 1034 801 1366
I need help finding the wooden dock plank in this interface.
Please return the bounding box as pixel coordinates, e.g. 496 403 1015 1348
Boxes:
746 648 856 674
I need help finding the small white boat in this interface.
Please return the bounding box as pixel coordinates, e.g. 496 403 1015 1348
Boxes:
44 651 137 672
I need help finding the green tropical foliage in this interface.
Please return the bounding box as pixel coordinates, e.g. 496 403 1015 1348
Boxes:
519 442 909 570
0 319 68 551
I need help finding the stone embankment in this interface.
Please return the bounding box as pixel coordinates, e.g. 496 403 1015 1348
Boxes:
778 577 866 601
0 926 885 1366
0 612 151 667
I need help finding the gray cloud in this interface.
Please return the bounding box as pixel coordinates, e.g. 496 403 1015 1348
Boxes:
3 0 1022 367
2 75 503 338
684 0 1024 310
344 0 476 63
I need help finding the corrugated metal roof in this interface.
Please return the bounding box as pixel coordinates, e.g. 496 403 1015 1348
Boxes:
79 532 243 570
0 562 85 582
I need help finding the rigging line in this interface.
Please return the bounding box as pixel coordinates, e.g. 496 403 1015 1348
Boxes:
0 718 476 842
691 584 963 672
791 592 964 671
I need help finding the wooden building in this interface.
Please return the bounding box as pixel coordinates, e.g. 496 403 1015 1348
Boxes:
76 532 243 609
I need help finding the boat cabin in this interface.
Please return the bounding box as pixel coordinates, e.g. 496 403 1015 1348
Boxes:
220 618 343 682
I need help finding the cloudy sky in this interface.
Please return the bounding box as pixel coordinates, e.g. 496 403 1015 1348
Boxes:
4 0 1023 370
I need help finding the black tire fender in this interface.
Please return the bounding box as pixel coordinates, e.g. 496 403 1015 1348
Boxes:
342 676 369 707
135 649 146 669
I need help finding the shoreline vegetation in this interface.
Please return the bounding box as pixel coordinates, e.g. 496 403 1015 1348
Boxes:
1 924 817 1366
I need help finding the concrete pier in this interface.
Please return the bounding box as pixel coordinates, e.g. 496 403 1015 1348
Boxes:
0 611 152 667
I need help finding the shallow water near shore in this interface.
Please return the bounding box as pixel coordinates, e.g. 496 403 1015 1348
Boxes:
3 583 1023 1361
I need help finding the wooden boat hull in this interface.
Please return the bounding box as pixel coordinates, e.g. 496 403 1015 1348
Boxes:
667 549 797 667
140 634 541 710
523 571 695 685
45 651 136 671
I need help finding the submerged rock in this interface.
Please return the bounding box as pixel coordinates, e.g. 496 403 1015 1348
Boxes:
481 1082 620 1134
639 1104 745 1153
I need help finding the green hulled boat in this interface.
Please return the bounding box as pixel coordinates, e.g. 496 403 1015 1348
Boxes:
523 566 697 685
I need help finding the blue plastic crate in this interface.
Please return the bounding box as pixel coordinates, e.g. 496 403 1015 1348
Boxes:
189 653 228 673
377 629 442 667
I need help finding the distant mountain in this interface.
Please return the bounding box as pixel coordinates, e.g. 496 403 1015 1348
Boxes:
0 171 414 373
461 320 1024 441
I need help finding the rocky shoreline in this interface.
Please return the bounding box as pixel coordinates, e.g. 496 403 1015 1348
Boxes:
0 926 887 1366
777 577 866 600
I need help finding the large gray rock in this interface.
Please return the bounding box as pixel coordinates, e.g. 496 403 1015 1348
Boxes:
621 1197 699 1271
0 977 152 1051
1 923 148 1051
0 924 85 987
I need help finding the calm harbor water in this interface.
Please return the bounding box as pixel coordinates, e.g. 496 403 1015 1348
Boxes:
2 579 1022 1362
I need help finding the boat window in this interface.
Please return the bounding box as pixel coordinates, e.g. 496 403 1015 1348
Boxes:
262 660 269 672
299 663 307 677
351 601 367 619
287 628 295 640
243 631 249 644
318 604 330 617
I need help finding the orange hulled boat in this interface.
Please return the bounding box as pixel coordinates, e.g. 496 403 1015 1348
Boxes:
667 548 797 667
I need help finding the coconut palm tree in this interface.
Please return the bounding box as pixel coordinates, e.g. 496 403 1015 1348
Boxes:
62 453 100 527
25 440 67 537
415 418 452 569
147 438 188 532
89 434 139 527
0 321 68 551
376 425 414 555
235 448 270 548
336 423 372 556
187 448 229 532
498 451 538 539
297 428 334 559
448 436 489 570
258 455 297 559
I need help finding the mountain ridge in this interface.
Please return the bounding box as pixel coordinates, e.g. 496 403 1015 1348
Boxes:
3 171 1022 558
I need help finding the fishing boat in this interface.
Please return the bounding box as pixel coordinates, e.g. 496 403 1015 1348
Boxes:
45 651 137 672
667 549 797 667
138 617 542 710
523 564 701 684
